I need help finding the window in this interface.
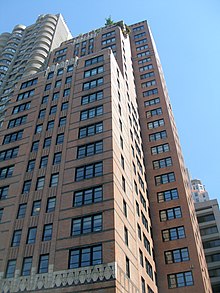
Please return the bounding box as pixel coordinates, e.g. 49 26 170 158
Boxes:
53 152 62 165
56 133 64 144
35 124 43 134
38 109 46 119
5 260 16 278
11 230 22 247
55 48 67 55
47 72 54 79
0 165 14 179
42 224 53 241
121 155 125 169
168 271 193 288
13 102 30 114
149 130 167 142
162 226 185 242
155 172 175 185
203 239 220 249
140 72 155 80
123 200 127 217
27 227 37 244
47 120 54 130
46 197 56 213
40 156 48 168
145 259 153 279
83 78 103 90
63 88 70 97
17 203 27 219
197 214 215 223
57 68 64 76
79 122 103 138
67 64 73 72
139 250 144 267
84 66 104 78
20 78 37 89
77 141 103 158
85 55 103 67
139 64 153 72
158 188 179 203
148 119 164 129
73 186 103 207
55 80 61 88
36 177 45 190
75 162 103 181
80 105 103 121
143 89 158 97
22 257 32 276
153 157 172 169
137 51 150 58
165 247 189 264
102 37 116 45
69 245 102 269
0 147 19 161
8 115 27 128
17 89 34 101
61 102 68 111
137 44 148 51
3 130 23 144
122 176 126 192
65 76 72 84
200 226 218 236
72 214 102 236
0 209 3 222
0 186 9 200
31 141 39 152
59 117 66 127
81 91 103 105
52 92 59 100
138 224 142 240
143 234 151 255
146 108 162 118
133 25 144 32
42 95 49 104
50 173 59 187
45 83 51 91
141 277 146 293
126 257 130 278
144 97 160 107
142 212 149 230
134 32 146 39
151 143 169 155
43 137 51 148
50 105 57 115
138 57 151 64
102 31 115 38
32 200 41 216
38 254 49 273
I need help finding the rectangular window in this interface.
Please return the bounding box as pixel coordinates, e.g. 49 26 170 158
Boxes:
49 105 57 115
79 122 103 138
3 130 23 144
102 31 115 38
44 137 51 148
47 71 54 79
47 120 54 130
151 143 169 155
165 247 189 264
81 91 103 105
11 230 22 247
148 119 164 129
55 47 67 55
38 254 49 273
138 57 151 64
69 245 102 268
157 188 179 203
40 156 48 168
206 253 220 263
13 102 30 114
83 78 103 90
17 89 34 101
137 44 148 51
168 271 193 288
135 38 147 45
45 84 51 91
143 234 151 255
55 80 61 88
36 177 45 190
137 51 150 58
59 117 66 127
75 162 103 181
61 102 68 111
144 97 160 107
155 172 175 186
84 66 104 78
146 107 162 118
50 173 59 187
38 109 46 119
46 197 56 213
73 186 103 207
133 25 144 32
0 185 9 200
149 130 167 142
80 105 103 120
27 227 37 244
32 200 41 216
63 88 70 97
67 64 74 72
17 203 27 219
5 260 16 278
126 257 130 278
143 89 158 97
22 257 32 276
42 224 53 241
65 76 72 84
197 214 215 223
85 55 104 67
160 206 182 222
57 68 64 76
31 141 39 152
102 37 116 45
134 32 146 39
139 64 153 72
77 141 103 158
53 152 62 165
0 147 19 161
56 133 64 144
200 226 218 236
203 239 220 249
52 92 59 100
35 124 43 134
42 95 49 104
145 259 153 280
162 226 186 242
153 157 172 169
72 213 102 236
0 165 14 179
140 72 155 80
20 78 37 89
141 277 146 293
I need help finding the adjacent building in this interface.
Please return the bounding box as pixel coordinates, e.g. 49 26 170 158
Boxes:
191 179 210 203
0 16 212 292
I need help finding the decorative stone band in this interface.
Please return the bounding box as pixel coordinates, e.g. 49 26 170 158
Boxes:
0 262 116 292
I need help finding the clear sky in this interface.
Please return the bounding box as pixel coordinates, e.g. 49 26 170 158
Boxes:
1 0 220 201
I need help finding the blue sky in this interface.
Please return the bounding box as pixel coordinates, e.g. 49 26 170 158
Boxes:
1 0 220 201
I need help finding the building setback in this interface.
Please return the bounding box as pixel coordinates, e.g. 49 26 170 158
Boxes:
0 16 212 293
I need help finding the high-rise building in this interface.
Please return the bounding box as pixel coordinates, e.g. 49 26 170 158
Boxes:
191 179 210 203
195 199 220 293
0 14 72 126
0 17 212 293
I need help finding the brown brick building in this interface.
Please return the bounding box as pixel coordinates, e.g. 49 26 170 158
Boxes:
0 16 212 293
